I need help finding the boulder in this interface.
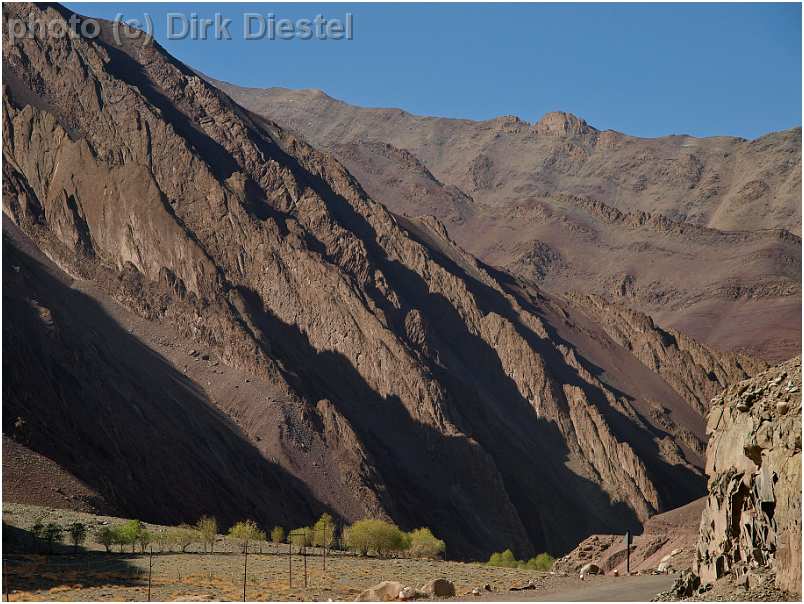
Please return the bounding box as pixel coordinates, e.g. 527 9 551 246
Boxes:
355 581 404 602
398 586 421 601
419 579 455 598
579 563 602 576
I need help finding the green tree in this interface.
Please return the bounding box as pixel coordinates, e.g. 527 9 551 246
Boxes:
117 520 144 553
30 518 46 553
407 527 445 559
168 526 198 553
270 526 285 544
137 529 153 553
196 516 218 553
67 522 88 553
312 513 336 548
95 526 115 553
43 523 63 554
344 519 406 558
228 520 261 553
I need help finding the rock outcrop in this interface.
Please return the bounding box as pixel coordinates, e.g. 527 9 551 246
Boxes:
1 2 767 559
696 357 801 595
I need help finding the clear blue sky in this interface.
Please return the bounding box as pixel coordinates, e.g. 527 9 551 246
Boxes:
67 3 801 139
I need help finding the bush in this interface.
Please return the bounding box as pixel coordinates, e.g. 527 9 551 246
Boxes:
228 520 262 553
487 548 518 568
487 549 554 571
270 526 285 544
289 526 313 552
95 526 115 553
168 526 198 553
196 516 218 553
344 519 406 558
43 523 64 553
407 528 445 559
522 553 555 571
312 513 336 548
137 529 154 553
116 520 144 553
67 522 88 553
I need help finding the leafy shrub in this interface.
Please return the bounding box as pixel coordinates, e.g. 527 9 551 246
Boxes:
168 526 198 553
196 516 218 553
289 526 314 551
228 520 262 553
487 549 554 571
522 552 554 571
344 519 406 558
487 548 518 568
312 513 336 548
270 526 285 544
407 527 445 559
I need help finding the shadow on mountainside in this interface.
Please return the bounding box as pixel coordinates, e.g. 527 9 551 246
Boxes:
2 227 328 534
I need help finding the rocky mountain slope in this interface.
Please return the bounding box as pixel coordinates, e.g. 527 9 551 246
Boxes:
696 357 801 595
216 84 802 361
2 3 768 559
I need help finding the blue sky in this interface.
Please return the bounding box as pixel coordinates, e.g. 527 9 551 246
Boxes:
66 3 801 139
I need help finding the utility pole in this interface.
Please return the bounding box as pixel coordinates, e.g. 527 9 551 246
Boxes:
624 531 631 575
147 547 153 602
288 540 292 588
322 526 327 572
303 543 308 588
242 540 249 602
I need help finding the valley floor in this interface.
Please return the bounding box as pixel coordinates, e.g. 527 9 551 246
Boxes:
3 504 676 602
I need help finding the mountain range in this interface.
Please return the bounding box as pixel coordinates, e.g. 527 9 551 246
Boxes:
2 2 797 560
215 83 802 361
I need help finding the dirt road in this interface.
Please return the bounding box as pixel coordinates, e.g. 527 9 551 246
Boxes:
472 574 676 601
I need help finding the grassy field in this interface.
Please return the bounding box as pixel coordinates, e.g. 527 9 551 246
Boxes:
3 504 560 602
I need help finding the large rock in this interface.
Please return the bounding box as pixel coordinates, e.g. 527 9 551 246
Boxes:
355 581 404 602
419 578 455 598
579 563 602 576
696 358 801 595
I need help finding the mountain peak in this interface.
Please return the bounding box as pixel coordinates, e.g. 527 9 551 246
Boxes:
534 111 595 136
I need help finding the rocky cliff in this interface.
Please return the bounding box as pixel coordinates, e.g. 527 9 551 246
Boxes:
1 3 767 559
696 357 801 595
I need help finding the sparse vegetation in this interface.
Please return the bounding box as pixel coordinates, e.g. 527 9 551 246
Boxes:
196 516 218 553
487 549 554 571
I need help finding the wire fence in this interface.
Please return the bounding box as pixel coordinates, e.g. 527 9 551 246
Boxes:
3 538 350 602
